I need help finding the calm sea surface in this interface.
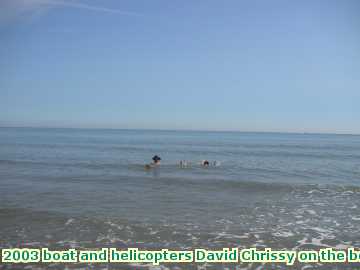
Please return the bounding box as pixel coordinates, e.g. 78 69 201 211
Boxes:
0 127 359 269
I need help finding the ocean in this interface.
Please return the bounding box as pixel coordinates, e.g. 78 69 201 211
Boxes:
0 127 359 269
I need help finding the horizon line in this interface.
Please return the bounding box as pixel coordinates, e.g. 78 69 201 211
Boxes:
0 125 359 136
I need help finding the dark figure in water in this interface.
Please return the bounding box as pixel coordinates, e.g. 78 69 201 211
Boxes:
152 155 161 165
202 160 210 166
145 155 162 170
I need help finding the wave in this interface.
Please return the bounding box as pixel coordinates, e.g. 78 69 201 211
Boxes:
4 141 360 159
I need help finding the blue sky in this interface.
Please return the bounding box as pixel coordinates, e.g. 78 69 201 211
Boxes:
1 0 359 133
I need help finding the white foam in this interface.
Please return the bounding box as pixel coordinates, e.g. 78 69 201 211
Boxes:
272 231 294 238
335 243 351 249
105 221 124 230
65 218 74 226
311 227 329 234
214 232 249 240
301 265 314 270
307 237 331 248
308 189 322 194
149 230 159 235
23 242 41 246
149 265 170 270
305 209 317 215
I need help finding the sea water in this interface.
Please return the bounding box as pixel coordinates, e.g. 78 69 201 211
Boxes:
0 127 359 269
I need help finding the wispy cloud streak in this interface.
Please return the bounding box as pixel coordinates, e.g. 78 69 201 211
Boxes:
33 0 142 16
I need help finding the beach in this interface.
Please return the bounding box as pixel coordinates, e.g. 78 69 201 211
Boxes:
0 127 359 269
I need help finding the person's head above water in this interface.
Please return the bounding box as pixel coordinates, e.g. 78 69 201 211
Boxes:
202 160 210 166
152 155 161 164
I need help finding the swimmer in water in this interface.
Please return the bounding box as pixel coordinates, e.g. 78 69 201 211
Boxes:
179 160 191 168
145 155 161 170
202 160 210 166
152 155 161 165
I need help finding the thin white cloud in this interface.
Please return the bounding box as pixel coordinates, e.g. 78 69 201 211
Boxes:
33 0 142 16
0 1 39 23
0 0 142 23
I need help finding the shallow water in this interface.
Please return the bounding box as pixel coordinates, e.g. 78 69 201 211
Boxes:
0 127 359 269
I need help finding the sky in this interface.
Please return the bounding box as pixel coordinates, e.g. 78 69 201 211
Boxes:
0 0 359 134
